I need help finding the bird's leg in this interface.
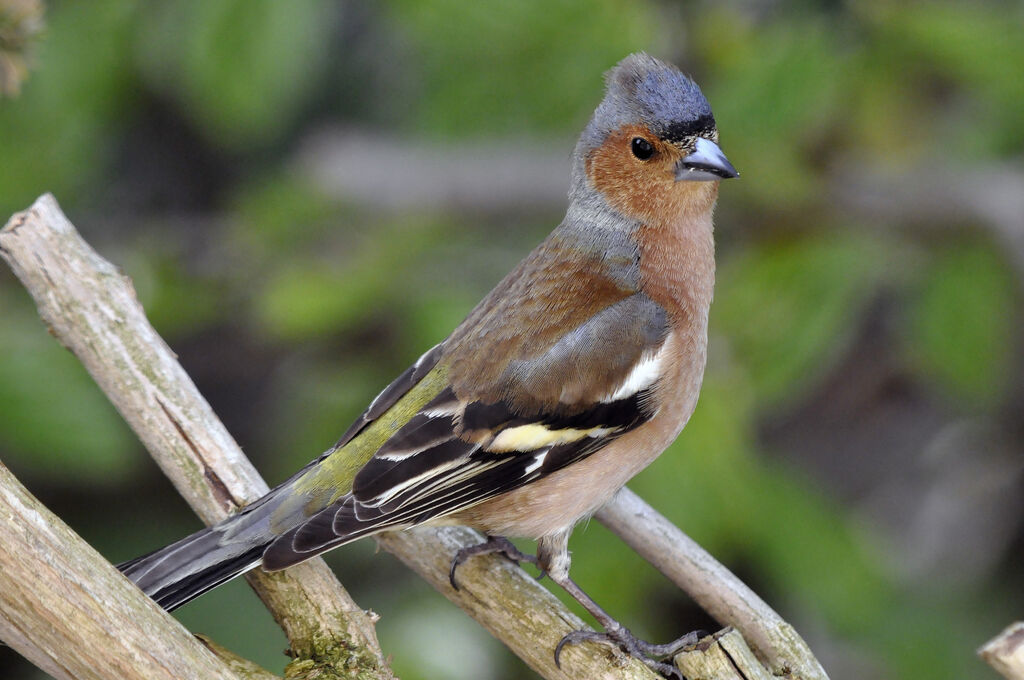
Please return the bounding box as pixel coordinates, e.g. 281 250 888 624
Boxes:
537 531 701 680
550 573 702 678
449 534 541 590
451 531 701 678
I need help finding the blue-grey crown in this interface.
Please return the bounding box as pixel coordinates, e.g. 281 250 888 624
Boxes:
580 53 715 153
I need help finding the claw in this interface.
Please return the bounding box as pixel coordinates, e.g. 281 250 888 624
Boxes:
448 556 463 591
448 535 539 590
554 627 694 679
541 560 703 678
554 629 612 668
632 628 704 658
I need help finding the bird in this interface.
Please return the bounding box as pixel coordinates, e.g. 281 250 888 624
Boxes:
119 52 737 676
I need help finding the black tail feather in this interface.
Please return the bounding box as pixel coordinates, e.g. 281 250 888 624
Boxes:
118 526 267 612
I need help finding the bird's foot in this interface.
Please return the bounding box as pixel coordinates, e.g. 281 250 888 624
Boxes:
451 534 701 678
548 568 703 678
449 535 541 590
554 626 703 679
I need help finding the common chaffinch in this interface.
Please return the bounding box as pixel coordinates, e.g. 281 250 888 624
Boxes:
121 52 737 675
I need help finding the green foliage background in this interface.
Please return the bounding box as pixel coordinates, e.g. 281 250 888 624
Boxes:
1 1 1022 679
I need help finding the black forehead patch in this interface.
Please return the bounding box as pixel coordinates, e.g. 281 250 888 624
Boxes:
660 114 717 143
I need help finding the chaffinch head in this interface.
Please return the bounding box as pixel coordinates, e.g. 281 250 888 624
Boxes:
121 53 736 674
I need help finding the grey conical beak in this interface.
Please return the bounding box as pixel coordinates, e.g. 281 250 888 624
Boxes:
675 137 739 181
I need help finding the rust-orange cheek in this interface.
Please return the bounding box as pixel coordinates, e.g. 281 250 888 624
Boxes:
586 126 693 226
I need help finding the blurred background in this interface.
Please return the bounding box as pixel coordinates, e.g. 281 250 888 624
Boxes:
1 1 1022 678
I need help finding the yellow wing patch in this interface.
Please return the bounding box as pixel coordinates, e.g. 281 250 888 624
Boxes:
488 423 616 453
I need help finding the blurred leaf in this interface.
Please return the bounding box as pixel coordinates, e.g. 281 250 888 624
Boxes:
116 238 224 338
0 0 46 97
230 173 341 255
0 0 136 212
697 12 847 206
256 217 443 340
748 462 891 633
631 362 759 553
0 293 136 484
174 578 288 674
862 1 1024 155
714 232 891 407
906 241 1015 409
136 0 332 149
261 359 388 481
874 599 986 680
383 595 504 680
384 0 657 136
401 290 477 354
845 47 928 165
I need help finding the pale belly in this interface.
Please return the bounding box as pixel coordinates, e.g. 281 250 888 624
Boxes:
447 330 706 538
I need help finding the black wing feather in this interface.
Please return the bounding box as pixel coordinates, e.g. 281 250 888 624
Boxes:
262 386 657 569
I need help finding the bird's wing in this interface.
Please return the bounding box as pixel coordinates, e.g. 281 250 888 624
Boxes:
261 287 670 570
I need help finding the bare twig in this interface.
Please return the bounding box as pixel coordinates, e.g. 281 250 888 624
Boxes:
674 628 774 680
0 461 250 680
377 527 659 679
980 622 1024 680
829 161 1024 278
598 488 829 679
294 128 570 214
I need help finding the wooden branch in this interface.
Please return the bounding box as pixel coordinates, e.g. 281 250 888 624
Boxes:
674 628 773 680
0 461 250 680
294 128 570 214
980 622 1024 680
0 194 389 678
598 488 829 680
197 636 281 680
376 527 658 680
0 194 662 680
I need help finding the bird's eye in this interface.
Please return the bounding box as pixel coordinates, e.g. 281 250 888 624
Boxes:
631 137 654 160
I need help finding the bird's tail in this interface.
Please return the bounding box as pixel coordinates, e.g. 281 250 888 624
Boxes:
117 524 268 612
117 457 330 610
116 454 403 610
